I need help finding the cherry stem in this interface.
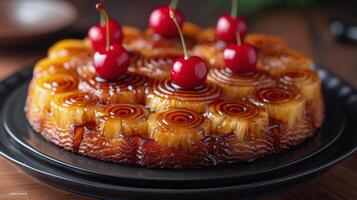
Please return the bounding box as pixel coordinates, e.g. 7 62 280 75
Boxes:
99 0 105 26
169 9 189 59
96 3 110 51
236 31 241 46
99 12 105 26
231 0 238 18
169 0 178 9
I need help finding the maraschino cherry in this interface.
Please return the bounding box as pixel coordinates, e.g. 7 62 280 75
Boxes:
223 32 257 74
88 0 123 51
169 9 208 89
93 2 130 80
149 0 185 38
216 0 248 43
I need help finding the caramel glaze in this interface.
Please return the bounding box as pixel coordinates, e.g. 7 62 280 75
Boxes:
35 102 316 168
249 86 315 149
26 74 79 132
27 77 318 168
130 55 177 79
152 79 221 101
279 70 324 128
193 31 289 68
147 79 222 113
208 68 276 100
192 40 226 68
126 29 196 58
79 73 149 104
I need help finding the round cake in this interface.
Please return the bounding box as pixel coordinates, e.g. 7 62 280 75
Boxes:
25 1 324 169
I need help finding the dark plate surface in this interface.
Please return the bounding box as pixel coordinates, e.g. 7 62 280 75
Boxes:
0 66 356 199
2 76 345 187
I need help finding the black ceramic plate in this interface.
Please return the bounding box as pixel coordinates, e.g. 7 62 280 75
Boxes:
2 79 345 188
0 66 356 199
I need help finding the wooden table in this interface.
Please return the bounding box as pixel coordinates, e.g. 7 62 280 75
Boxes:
0 7 356 200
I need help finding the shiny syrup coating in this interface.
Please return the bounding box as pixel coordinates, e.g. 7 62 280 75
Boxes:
133 55 176 79
213 100 259 119
158 109 204 129
254 87 296 104
152 79 221 101
79 72 149 104
59 92 98 107
209 68 274 87
98 104 147 119
279 69 319 84
39 74 78 93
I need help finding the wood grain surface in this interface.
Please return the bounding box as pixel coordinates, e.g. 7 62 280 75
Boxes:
0 7 356 200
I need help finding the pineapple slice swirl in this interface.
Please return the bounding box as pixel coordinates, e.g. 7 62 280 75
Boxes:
244 33 288 55
257 49 313 75
208 68 276 100
148 108 209 150
95 104 149 139
131 55 176 79
126 22 200 58
279 69 324 128
192 32 288 68
146 79 222 113
26 74 78 131
50 91 99 129
249 85 306 128
207 100 269 142
79 72 149 104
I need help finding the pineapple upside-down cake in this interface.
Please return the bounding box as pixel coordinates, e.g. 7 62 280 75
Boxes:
25 1 324 169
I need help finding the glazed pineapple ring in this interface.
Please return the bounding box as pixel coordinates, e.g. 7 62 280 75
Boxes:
79 73 149 104
148 108 209 149
96 104 149 139
250 85 305 128
26 74 78 131
249 85 313 147
192 41 226 68
257 49 313 75
193 32 289 68
33 57 78 78
207 100 269 142
196 28 216 43
208 68 276 100
146 79 222 113
244 33 288 55
279 70 324 127
126 22 200 58
50 91 98 129
131 55 176 79
48 39 92 59
122 26 142 51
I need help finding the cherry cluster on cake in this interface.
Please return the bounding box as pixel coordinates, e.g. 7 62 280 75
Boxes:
26 0 324 169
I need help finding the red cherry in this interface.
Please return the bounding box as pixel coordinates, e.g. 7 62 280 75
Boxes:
88 19 123 51
223 43 257 74
149 6 185 38
171 56 208 89
93 44 130 80
216 14 247 43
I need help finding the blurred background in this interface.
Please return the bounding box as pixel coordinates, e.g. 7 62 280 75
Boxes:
0 0 356 86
